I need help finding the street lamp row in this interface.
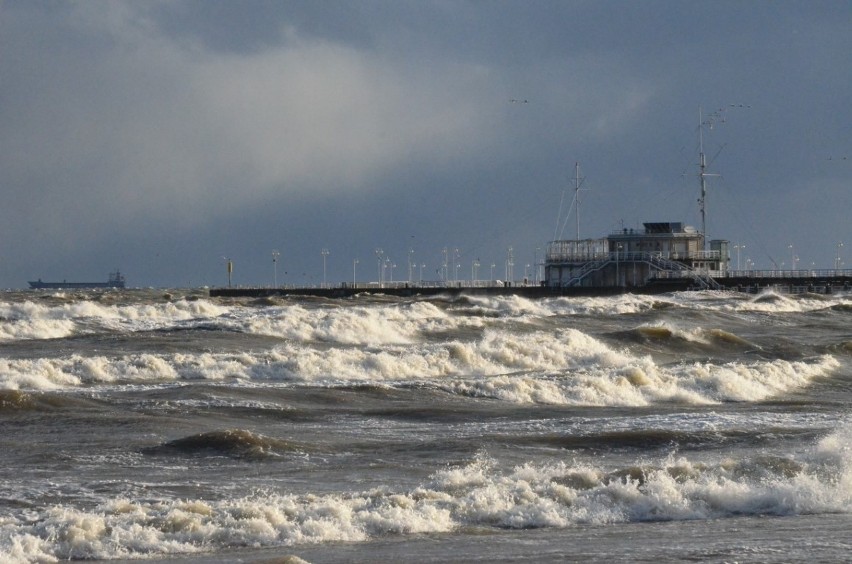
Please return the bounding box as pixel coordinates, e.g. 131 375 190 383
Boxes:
232 245 550 288
231 239 848 288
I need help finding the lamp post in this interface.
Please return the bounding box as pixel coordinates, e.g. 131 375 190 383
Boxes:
616 244 623 287
353 258 358 287
321 248 330 288
491 263 496 282
419 263 425 285
223 257 233 288
408 248 414 284
788 244 796 270
837 242 845 270
534 247 540 284
453 248 460 282
375 248 384 287
441 247 448 282
734 244 745 271
271 250 280 287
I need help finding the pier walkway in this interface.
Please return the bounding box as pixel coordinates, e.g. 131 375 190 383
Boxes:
209 270 851 299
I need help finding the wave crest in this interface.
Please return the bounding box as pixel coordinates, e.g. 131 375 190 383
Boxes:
5 426 852 560
142 429 306 459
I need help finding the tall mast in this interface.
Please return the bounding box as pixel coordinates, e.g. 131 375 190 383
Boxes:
698 107 707 248
574 162 582 241
697 106 721 249
552 160 587 241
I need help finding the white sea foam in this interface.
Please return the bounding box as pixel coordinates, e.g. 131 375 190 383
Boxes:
0 325 838 406
636 321 756 345
439 354 838 406
240 295 672 345
0 326 625 390
547 293 668 316
0 301 77 340
0 299 230 341
4 424 852 562
536 290 850 316
460 293 667 317
455 295 554 317
0 298 486 346
716 290 851 314
237 301 467 345
2 292 847 345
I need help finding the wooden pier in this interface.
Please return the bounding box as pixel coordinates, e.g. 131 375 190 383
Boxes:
209 272 850 299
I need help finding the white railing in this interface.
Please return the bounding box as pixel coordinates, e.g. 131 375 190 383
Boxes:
654 269 852 280
718 269 852 279
336 279 542 290
547 250 722 263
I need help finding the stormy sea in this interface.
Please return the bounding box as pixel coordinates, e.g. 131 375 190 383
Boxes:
1 288 851 563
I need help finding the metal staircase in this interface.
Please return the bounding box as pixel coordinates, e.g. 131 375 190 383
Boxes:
644 254 722 290
561 258 612 287
559 252 722 290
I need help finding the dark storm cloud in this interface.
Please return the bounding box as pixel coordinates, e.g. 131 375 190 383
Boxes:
0 0 849 287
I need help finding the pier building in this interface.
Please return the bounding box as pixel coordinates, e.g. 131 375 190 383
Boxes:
544 222 728 289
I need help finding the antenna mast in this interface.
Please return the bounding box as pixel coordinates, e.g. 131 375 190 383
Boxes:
553 161 587 241
697 107 720 249
574 162 583 240
698 107 707 248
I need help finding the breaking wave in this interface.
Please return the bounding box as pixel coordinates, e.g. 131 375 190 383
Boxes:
3 292 848 348
0 299 229 341
4 423 852 562
723 290 852 314
0 327 838 405
615 322 759 351
142 429 308 460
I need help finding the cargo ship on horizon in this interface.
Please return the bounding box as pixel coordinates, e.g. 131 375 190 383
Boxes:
28 270 126 289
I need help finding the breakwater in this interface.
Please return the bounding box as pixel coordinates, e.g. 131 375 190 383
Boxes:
209 273 850 299
210 283 630 299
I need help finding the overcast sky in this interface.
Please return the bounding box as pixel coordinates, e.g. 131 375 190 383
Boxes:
1 0 850 288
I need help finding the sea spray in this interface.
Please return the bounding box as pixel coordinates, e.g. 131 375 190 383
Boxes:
1 288 850 563
4 425 852 561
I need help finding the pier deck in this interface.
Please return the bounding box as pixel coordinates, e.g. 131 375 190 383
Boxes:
210 272 850 299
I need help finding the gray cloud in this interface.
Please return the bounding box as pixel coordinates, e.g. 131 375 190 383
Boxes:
1 1 850 287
